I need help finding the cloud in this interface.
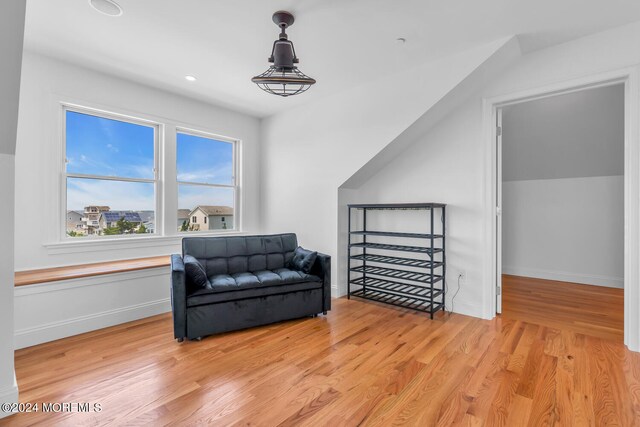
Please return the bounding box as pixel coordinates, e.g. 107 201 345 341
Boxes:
69 153 153 179
98 116 116 139
76 153 117 174
124 163 155 179
67 179 234 214
177 164 233 184
67 178 154 211
106 143 120 153
178 185 234 211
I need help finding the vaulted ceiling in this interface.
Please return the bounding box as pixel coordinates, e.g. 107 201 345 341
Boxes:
24 0 640 117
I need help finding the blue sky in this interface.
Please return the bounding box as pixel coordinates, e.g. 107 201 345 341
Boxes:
66 111 155 179
177 132 233 185
66 111 234 212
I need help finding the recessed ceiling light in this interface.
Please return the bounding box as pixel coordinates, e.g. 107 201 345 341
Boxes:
185 75 197 82
89 0 123 17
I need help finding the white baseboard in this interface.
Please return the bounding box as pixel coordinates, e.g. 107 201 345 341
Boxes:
446 298 484 319
0 374 19 419
331 285 342 298
502 266 623 289
15 298 171 349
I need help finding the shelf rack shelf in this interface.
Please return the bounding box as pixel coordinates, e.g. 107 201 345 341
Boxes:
349 230 443 239
347 203 446 318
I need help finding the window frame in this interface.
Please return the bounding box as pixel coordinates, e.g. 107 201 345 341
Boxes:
61 104 161 241
54 102 244 247
176 126 239 234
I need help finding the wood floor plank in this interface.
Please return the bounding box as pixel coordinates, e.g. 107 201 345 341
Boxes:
4 291 639 426
502 275 624 341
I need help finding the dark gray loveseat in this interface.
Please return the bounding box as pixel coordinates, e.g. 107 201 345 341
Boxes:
171 233 331 341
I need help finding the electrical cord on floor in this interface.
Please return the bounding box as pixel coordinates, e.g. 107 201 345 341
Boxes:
448 273 462 315
444 276 448 313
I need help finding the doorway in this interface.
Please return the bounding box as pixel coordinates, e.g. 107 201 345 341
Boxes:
485 71 640 349
498 84 624 339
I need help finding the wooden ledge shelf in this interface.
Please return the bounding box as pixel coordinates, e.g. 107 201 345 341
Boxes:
14 256 171 287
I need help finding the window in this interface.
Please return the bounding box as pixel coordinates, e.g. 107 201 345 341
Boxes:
64 108 157 238
60 104 241 242
177 130 237 232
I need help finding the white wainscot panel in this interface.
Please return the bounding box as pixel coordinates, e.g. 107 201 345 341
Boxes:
14 267 171 349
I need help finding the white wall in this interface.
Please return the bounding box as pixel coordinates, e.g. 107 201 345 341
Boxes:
0 154 19 411
344 99 487 317
0 0 25 417
502 176 624 287
14 52 261 347
260 37 518 293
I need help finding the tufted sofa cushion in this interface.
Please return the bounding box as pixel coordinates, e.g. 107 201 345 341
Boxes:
187 280 322 307
183 233 298 277
186 267 321 306
187 267 322 307
209 268 321 290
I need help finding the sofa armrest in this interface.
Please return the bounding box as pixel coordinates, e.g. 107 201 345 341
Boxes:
170 254 187 339
311 252 331 312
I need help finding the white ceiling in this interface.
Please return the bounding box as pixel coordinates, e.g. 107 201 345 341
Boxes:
24 0 640 118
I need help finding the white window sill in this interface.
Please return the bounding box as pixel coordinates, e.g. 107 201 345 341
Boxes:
44 231 249 255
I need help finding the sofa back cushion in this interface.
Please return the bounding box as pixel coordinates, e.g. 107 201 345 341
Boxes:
182 233 298 277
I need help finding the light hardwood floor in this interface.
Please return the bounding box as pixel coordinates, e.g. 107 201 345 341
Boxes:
4 290 639 426
502 274 624 342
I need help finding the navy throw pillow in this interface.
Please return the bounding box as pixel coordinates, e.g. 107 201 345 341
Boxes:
288 246 318 274
183 255 210 291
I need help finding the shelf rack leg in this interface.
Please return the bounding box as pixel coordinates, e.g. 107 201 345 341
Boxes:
442 206 446 313
430 207 435 319
363 208 367 296
347 206 351 300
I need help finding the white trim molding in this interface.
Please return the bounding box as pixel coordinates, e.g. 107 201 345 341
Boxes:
14 268 169 295
446 298 484 320
42 231 249 256
502 266 624 289
0 375 19 419
483 66 640 351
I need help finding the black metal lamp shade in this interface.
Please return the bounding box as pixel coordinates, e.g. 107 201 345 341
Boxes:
252 67 316 97
252 11 316 97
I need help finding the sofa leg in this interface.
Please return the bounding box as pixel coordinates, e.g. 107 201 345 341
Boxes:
323 311 327 315
193 337 202 342
176 337 184 343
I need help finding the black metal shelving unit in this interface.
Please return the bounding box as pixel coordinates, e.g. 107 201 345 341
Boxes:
347 203 446 319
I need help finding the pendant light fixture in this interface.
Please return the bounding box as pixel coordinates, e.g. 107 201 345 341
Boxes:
251 11 316 97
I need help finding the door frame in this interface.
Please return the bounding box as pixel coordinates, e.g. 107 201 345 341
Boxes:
495 108 503 314
482 66 640 350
